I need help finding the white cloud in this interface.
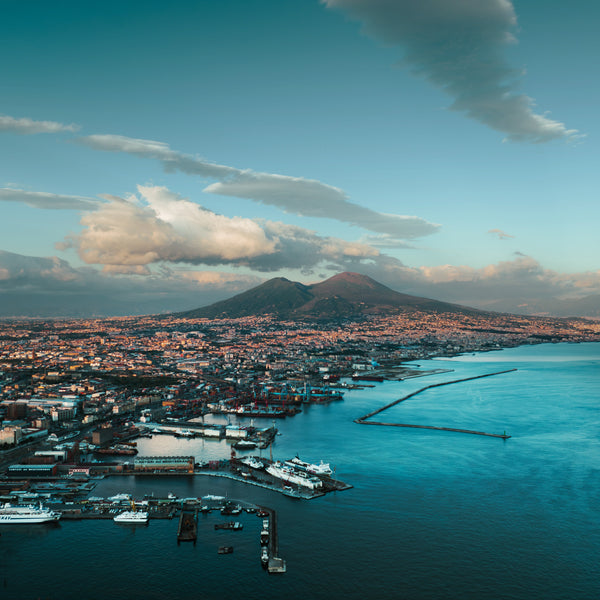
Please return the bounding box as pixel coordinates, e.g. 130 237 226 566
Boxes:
0 188 100 210
63 185 381 272
77 134 439 241
0 115 79 135
322 0 579 143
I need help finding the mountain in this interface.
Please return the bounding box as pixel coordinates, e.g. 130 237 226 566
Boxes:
178 272 484 319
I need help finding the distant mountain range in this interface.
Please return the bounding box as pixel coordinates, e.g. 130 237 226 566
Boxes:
178 272 485 319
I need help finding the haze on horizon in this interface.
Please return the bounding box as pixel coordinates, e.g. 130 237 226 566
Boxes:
0 0 599 318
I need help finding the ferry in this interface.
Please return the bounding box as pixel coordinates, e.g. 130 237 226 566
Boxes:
285 455 333 476
266 462 323 490
0 503 61 524
114 510 148 524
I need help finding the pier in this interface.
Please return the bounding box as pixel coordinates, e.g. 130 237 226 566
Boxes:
260 506 286 573
355 369 516 439
177 509 198 543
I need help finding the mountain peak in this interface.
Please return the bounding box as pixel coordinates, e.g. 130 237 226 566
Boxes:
178 272 481 319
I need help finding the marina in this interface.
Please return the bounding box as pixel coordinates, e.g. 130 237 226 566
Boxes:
2 344 600 599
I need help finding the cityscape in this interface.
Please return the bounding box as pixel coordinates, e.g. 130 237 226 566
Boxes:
2 1 600 598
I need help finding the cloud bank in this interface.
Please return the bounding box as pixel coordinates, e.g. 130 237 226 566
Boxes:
0 249 262 317
0 115 79 135
2 248 598 317
0 188 100 210
77 134 439 242
62 185 380 273
322 0 578 143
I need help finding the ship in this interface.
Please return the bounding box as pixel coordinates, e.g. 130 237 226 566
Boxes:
266 462 323 490
285 455 333 476
240 456 264 469
0 502 61 524
113 510 148 524
233 439 257 450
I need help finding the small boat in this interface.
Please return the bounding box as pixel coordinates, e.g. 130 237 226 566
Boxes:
214 522 243 530
108 493 131 502
261 546 269 566
233 439 257 450
218 546 234 554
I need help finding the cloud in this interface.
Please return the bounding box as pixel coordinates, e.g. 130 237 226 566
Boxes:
0 188 100 210
322 0 579 143
0 249 264 317
488 228 514 240
2 248 599 317
0 114 79 135
63 185 381 272
356 255 600 314
77 134 439 241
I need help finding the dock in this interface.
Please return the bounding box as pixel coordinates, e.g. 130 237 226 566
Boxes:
260 506 286 573
355 369 516 440
177 509 197 543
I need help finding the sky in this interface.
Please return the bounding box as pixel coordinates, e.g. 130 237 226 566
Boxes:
1 0 599 317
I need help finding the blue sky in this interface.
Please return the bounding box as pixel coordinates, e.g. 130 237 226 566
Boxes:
1 0 599 317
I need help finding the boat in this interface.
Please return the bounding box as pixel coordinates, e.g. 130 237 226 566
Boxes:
233 439 257 450
0 503 61 524
113 510 148 524
218 546 234 554
285 455 333 476
266 462 323 490
240 457 264 469
108 493 131 502
214 522 243 530
95 445 138 456
261 546 269 566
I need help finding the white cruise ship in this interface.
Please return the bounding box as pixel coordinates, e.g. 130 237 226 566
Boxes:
266 462 323 490
0 503 61 524
285 456 333 476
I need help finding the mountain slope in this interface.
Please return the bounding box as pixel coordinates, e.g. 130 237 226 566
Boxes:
178 272 483 319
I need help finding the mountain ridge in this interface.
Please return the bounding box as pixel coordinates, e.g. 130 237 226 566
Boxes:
177 271 486 319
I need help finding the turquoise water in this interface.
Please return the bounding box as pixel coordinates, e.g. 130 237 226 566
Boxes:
1 342 600 599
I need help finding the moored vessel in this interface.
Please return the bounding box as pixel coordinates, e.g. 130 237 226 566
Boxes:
113 510 149 524
266 462 323 489
285 455 333 476
0 503 61 524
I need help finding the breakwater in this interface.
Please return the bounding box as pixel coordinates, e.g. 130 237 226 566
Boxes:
355 369 517 439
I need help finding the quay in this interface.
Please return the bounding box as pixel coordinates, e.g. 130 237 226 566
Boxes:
260 506 286 573
355 369 517 440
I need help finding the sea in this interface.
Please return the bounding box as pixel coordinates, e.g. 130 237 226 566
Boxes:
1 342 600 600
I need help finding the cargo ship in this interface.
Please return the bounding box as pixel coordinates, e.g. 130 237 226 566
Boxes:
0 503 61 524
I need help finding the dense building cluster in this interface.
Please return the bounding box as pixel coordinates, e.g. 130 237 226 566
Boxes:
0 311 598 449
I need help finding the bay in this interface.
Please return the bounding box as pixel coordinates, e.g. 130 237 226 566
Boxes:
1 342 599 599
